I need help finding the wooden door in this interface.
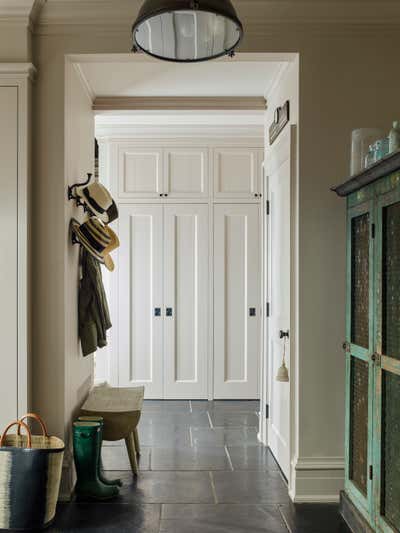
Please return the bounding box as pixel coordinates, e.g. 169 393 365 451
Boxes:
164 148 209 198
374 187 400 533
163 204 209 399
118 204 164 397
344 200 375 524
0 87 18 429
118 146 164 198
213 203 260 399
266 128 292 479
213 148 262 199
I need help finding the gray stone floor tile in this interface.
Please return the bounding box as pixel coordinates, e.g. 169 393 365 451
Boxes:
139 411 211 428
151 446 231 471
279 503 351 533
212 471 289 504
160 504 288 533
142 400 190 413
191 427 260 447
210 411 259 427
192 400 260 413
102 445 151 471
227 446 279 471
49 503 161 532
138 425 191 448
115 471 215 504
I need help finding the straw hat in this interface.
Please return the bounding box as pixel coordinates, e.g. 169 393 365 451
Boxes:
76 182 118 224
72 217 119 271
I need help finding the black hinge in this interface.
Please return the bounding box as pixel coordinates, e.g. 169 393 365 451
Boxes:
266 302 270 317
266 201 270 215
371 223 375 239
266 404 269 419
369 465 373 480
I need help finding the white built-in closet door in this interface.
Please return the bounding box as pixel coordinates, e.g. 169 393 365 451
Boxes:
164 205 209 399
214 204 260 399
118 205 164 397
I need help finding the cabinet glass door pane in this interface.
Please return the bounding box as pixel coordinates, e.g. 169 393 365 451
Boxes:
351 213 370 349
382 203 400 360
349 356 369 495
381 370 400 531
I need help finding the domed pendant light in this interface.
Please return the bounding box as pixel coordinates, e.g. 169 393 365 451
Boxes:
131 0 243 63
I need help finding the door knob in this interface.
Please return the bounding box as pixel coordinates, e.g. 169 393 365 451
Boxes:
154 308 161 317
249 308 256 317
279 330 289 339
166 307 173 317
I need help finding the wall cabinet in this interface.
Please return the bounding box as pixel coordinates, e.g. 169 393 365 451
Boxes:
334 154 400 533
115 143 262 200
118 204 209 399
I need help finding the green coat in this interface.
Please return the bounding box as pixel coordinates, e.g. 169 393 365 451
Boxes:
79 249 111 357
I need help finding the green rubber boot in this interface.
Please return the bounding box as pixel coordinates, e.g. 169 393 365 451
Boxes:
78 416 122 487
73 422 120 500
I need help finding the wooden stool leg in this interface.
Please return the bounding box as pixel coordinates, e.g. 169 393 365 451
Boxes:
133 427 141 456
125 432 139 475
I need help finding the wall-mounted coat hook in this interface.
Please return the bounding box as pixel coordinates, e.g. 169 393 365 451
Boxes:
68 173 93 204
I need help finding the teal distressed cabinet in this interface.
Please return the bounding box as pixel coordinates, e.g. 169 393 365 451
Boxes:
333 152 400 533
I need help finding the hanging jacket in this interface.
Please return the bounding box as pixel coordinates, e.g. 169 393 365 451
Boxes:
78 248 112 357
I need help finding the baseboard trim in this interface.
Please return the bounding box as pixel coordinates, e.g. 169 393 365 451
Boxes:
290 456 345 503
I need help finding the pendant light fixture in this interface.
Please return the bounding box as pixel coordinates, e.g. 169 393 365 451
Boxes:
131 0 243 63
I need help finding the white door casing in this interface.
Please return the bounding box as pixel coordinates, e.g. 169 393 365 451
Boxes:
164 204 209 399
164 148 209 198
213 203 260 399
118 204 164 397
267 127 292 479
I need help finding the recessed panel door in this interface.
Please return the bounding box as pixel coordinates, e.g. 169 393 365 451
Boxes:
213 148 261 199
213 204 260 399
0 87 18 429
118 147 163 198
163 204 209 399
118 204 164 397
164 148 209 198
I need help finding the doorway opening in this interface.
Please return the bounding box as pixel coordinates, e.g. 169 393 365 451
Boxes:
69 51 299 489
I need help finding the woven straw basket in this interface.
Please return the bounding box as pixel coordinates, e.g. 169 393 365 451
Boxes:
0 413 64 531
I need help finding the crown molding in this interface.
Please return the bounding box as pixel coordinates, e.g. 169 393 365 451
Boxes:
0 62 37 81
35 0 400 34
93 96 266 112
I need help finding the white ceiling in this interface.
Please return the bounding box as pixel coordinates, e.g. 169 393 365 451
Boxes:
77 56 284 98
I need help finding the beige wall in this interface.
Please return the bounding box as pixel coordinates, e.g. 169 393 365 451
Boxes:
28 15 400 499
0 25 32 62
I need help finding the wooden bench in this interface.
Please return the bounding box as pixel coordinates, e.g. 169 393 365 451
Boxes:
81 385 144 475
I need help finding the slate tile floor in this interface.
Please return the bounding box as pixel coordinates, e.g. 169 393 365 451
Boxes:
49 400 350 532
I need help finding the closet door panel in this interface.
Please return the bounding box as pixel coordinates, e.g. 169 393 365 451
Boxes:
118 205 164 397
164 204 209 399
0 87 18 428
118 147 163 198
213 148 261 198
214 204 260 399
164 148 209 198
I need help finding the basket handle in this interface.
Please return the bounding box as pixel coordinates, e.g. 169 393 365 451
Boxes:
17 413 49 438
0 421 32 448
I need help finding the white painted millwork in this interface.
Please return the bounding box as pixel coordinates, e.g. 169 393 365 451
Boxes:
163 204 209 399
118 204 164 397
0 65 33 430
118 146 163 198
213 204 261 399
164 148 209 198
213 148 262 199
267 127 292 479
